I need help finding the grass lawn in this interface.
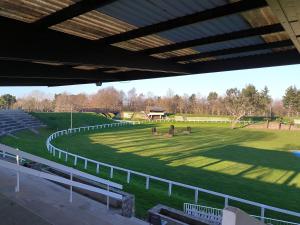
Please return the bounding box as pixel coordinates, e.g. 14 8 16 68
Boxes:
1 113 300 221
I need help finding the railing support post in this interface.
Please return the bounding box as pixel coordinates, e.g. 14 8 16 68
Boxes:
168 183 172 196
110 167 113 178
96 163 100 174
225 197 229 207
74 156 77 166
146 176 150 190
69 172 73 203
65 153 68 162
127 171 131 184
15 154 20 192
260 207 265 222
106 185 110 209
194 189 198 204
84 159 87 170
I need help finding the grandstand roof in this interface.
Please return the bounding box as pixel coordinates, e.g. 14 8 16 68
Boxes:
1 0 300 86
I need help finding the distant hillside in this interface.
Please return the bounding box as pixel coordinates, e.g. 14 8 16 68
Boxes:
31 112 113 130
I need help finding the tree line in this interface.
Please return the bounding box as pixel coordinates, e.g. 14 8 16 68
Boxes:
3 85 300 118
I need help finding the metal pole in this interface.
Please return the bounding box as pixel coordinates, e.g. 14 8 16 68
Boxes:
69 172 73 203
15 152 20 192
107 185 110 209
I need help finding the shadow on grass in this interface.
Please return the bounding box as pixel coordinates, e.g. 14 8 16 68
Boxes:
53 126 300 216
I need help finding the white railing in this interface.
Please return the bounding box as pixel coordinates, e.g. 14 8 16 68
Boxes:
184 203 300 225
184 203 222 225
0 143 123 208
46 121 300 222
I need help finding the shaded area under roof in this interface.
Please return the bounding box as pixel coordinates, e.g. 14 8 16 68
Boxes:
0 0 299 86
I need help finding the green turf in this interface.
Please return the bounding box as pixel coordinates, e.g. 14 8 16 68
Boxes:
1 113 300 221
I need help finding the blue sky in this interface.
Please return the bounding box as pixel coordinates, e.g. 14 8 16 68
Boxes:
1 64 299 99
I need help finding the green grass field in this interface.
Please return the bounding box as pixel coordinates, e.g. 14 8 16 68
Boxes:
1 113 300 220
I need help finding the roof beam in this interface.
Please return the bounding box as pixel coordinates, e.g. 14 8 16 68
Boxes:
0 78 98 86
140 24 284 55
0 60 111 80
187 49 300 74
266 0 300 53
98 0 268 45
0 60 179 85
171 39 293 62
0 16 188 74
34 0 117 28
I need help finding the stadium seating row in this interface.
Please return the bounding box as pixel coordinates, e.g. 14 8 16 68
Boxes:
0 110 45 136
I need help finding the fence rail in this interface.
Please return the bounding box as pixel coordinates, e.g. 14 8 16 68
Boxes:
46 121 300 221
0 143 123 207
184 203 300 225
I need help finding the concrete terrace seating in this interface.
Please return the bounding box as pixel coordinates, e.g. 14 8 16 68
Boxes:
0 110 45 136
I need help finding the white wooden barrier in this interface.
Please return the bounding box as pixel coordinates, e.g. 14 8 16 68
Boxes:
46 121 300 221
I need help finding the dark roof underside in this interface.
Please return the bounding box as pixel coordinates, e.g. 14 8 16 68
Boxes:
0 0 299 86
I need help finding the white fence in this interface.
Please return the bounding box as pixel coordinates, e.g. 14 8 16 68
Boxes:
46 121 300 221
0 143 123 208
184 203 300 225
184 203 222 225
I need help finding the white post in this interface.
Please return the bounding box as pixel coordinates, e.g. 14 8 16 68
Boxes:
74 156 77 166
260 207 265 222
194 189 198 204
58 150 61 159
96 163 100 174
146 176 150 190
127 171 131 183
224 197 229 207
168 183 172 196
65 153 68 162
15 153 20 192
84 159 87 169
110 167 113 178
106 185 110 209
69 172 73 203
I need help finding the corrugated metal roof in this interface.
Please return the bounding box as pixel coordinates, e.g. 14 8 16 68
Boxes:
98 0 228 27
0 0 74 23
157 14 253 43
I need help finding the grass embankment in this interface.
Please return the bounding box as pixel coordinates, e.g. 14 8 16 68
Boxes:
1 113 300 221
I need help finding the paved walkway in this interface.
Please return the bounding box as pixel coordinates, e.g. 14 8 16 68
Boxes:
0 168 147 225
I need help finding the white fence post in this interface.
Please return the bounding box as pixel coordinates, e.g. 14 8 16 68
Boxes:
69 172 73 203
110 167 113 178
146 176 150 190
106 185 110 209
96 163 100 174
58 150 61 159
74 156 77 166
225 197 229 207
15 154 20 192
168 183 172 196
194 189 198 204
127 171 131 183
261 207 265 222
84 159 87 170
65 153 68 162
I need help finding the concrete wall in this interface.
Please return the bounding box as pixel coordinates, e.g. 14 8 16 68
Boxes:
222 207 266 225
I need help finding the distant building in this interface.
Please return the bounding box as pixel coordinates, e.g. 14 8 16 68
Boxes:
147 106 166 120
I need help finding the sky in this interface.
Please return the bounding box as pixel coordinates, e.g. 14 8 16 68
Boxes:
1 64 300 99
